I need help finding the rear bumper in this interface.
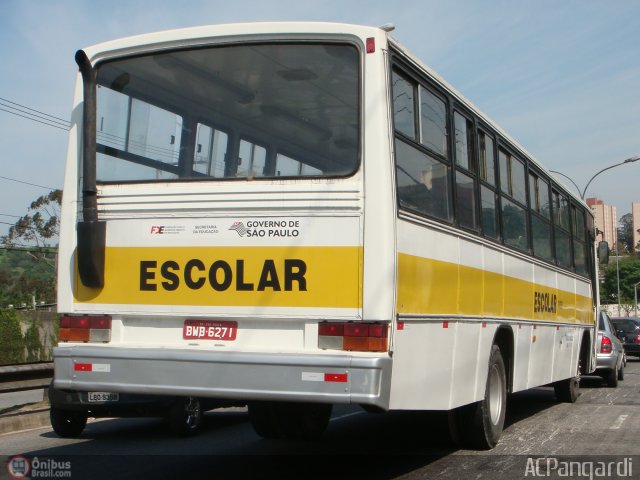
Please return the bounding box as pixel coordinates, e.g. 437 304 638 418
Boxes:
622 344 640 356
595 353 618 372
53 346 392 409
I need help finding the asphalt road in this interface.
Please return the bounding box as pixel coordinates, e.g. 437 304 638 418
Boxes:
2 359 640 480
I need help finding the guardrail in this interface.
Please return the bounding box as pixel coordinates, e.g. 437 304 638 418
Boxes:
0 362 53 395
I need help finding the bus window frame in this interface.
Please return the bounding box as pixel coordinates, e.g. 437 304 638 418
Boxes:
93 40 364 185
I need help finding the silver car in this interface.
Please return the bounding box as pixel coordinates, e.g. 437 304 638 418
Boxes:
595 310 625 387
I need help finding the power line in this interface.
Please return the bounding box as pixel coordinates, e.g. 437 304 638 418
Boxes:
0 106 70 131
0 213 21 218
0 96 70 132
0 175 57 190
0 96 70 124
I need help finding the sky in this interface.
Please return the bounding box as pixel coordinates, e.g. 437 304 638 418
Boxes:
1 0 639 238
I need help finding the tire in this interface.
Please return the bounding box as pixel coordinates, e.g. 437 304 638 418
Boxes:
617 365 624 381
451 345 507 450
248 402 280 439
553 358 581 403
248 401 332 441
168 397 203 436
605 367 619 388
50 407 87 438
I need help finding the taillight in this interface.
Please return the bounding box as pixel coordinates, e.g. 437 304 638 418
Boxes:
601 335 612 354
633 334 640 344
59 315 112 343
318 322 388 352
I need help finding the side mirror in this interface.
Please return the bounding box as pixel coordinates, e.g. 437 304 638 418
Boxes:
598 241 610 264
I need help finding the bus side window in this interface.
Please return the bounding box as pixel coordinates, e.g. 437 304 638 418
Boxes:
499 149 529 251
193 124 229 177
478 130 499 239
395 139 452 221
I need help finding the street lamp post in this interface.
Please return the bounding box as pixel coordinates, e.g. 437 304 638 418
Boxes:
635 281 640 317
550 155 640 316
550 155 640 200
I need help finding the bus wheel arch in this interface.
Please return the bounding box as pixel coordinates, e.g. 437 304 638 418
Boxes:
450 328 512 450
554 330 590 403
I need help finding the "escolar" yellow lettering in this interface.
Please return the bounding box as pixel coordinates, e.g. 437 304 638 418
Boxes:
139 258 307 292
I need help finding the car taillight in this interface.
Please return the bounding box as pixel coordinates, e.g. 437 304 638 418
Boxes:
601 335 612 354
59 315 112 343
633 334 640 344
318 322 388 352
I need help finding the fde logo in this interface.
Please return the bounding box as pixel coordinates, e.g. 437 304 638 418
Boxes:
150 226 165 234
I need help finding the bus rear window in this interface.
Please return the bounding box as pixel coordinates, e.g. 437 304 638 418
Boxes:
95 43 360 182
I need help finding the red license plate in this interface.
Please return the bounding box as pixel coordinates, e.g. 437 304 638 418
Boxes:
183 320 237 341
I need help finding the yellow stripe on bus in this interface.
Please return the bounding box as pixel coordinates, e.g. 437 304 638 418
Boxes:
74 246 363 309
397 253 593 324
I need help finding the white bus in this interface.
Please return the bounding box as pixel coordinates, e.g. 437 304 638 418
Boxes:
53 22 598 448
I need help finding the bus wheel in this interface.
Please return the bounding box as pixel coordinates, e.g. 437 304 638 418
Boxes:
278 402 332 440
50 407 87 438
451 345 507 450
168 397 203 436
553 359 581 402
248 402 280 439
249 402 332 440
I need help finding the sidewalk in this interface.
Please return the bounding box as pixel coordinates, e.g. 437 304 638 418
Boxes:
0 400 51 436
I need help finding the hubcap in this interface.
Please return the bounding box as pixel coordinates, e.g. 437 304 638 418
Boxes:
488 364 504 425
184 398 201 428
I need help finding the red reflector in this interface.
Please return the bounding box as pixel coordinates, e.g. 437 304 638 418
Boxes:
74 363 92 372
61 315 111 329
369 324 388 338
366 37 375 53
90 316 112 329
397 321 404 330
324 373 348 383
443 321 449 329
344 323 369 337
318 322 344 336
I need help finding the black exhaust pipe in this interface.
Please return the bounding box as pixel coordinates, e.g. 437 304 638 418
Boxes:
75 49 105 288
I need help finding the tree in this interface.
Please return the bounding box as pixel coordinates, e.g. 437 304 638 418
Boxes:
1 189 61 268
617 213 634 254
0 190 60 307
600 256 640 306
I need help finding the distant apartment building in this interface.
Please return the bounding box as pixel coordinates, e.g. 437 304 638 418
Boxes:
586 198 617 248
633 202 640 252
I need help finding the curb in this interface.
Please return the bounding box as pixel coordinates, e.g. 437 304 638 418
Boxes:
0 407 51 436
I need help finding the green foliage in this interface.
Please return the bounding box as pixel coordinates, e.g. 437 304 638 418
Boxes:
0 249 56 308
0 190 60 307
24 318 45 363
617 213 634 254
0 310 24 364
1 189 61 268
601 256 640 304
0 311 58 365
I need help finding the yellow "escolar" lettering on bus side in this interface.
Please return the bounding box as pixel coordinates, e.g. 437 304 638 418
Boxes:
396 253 592 324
